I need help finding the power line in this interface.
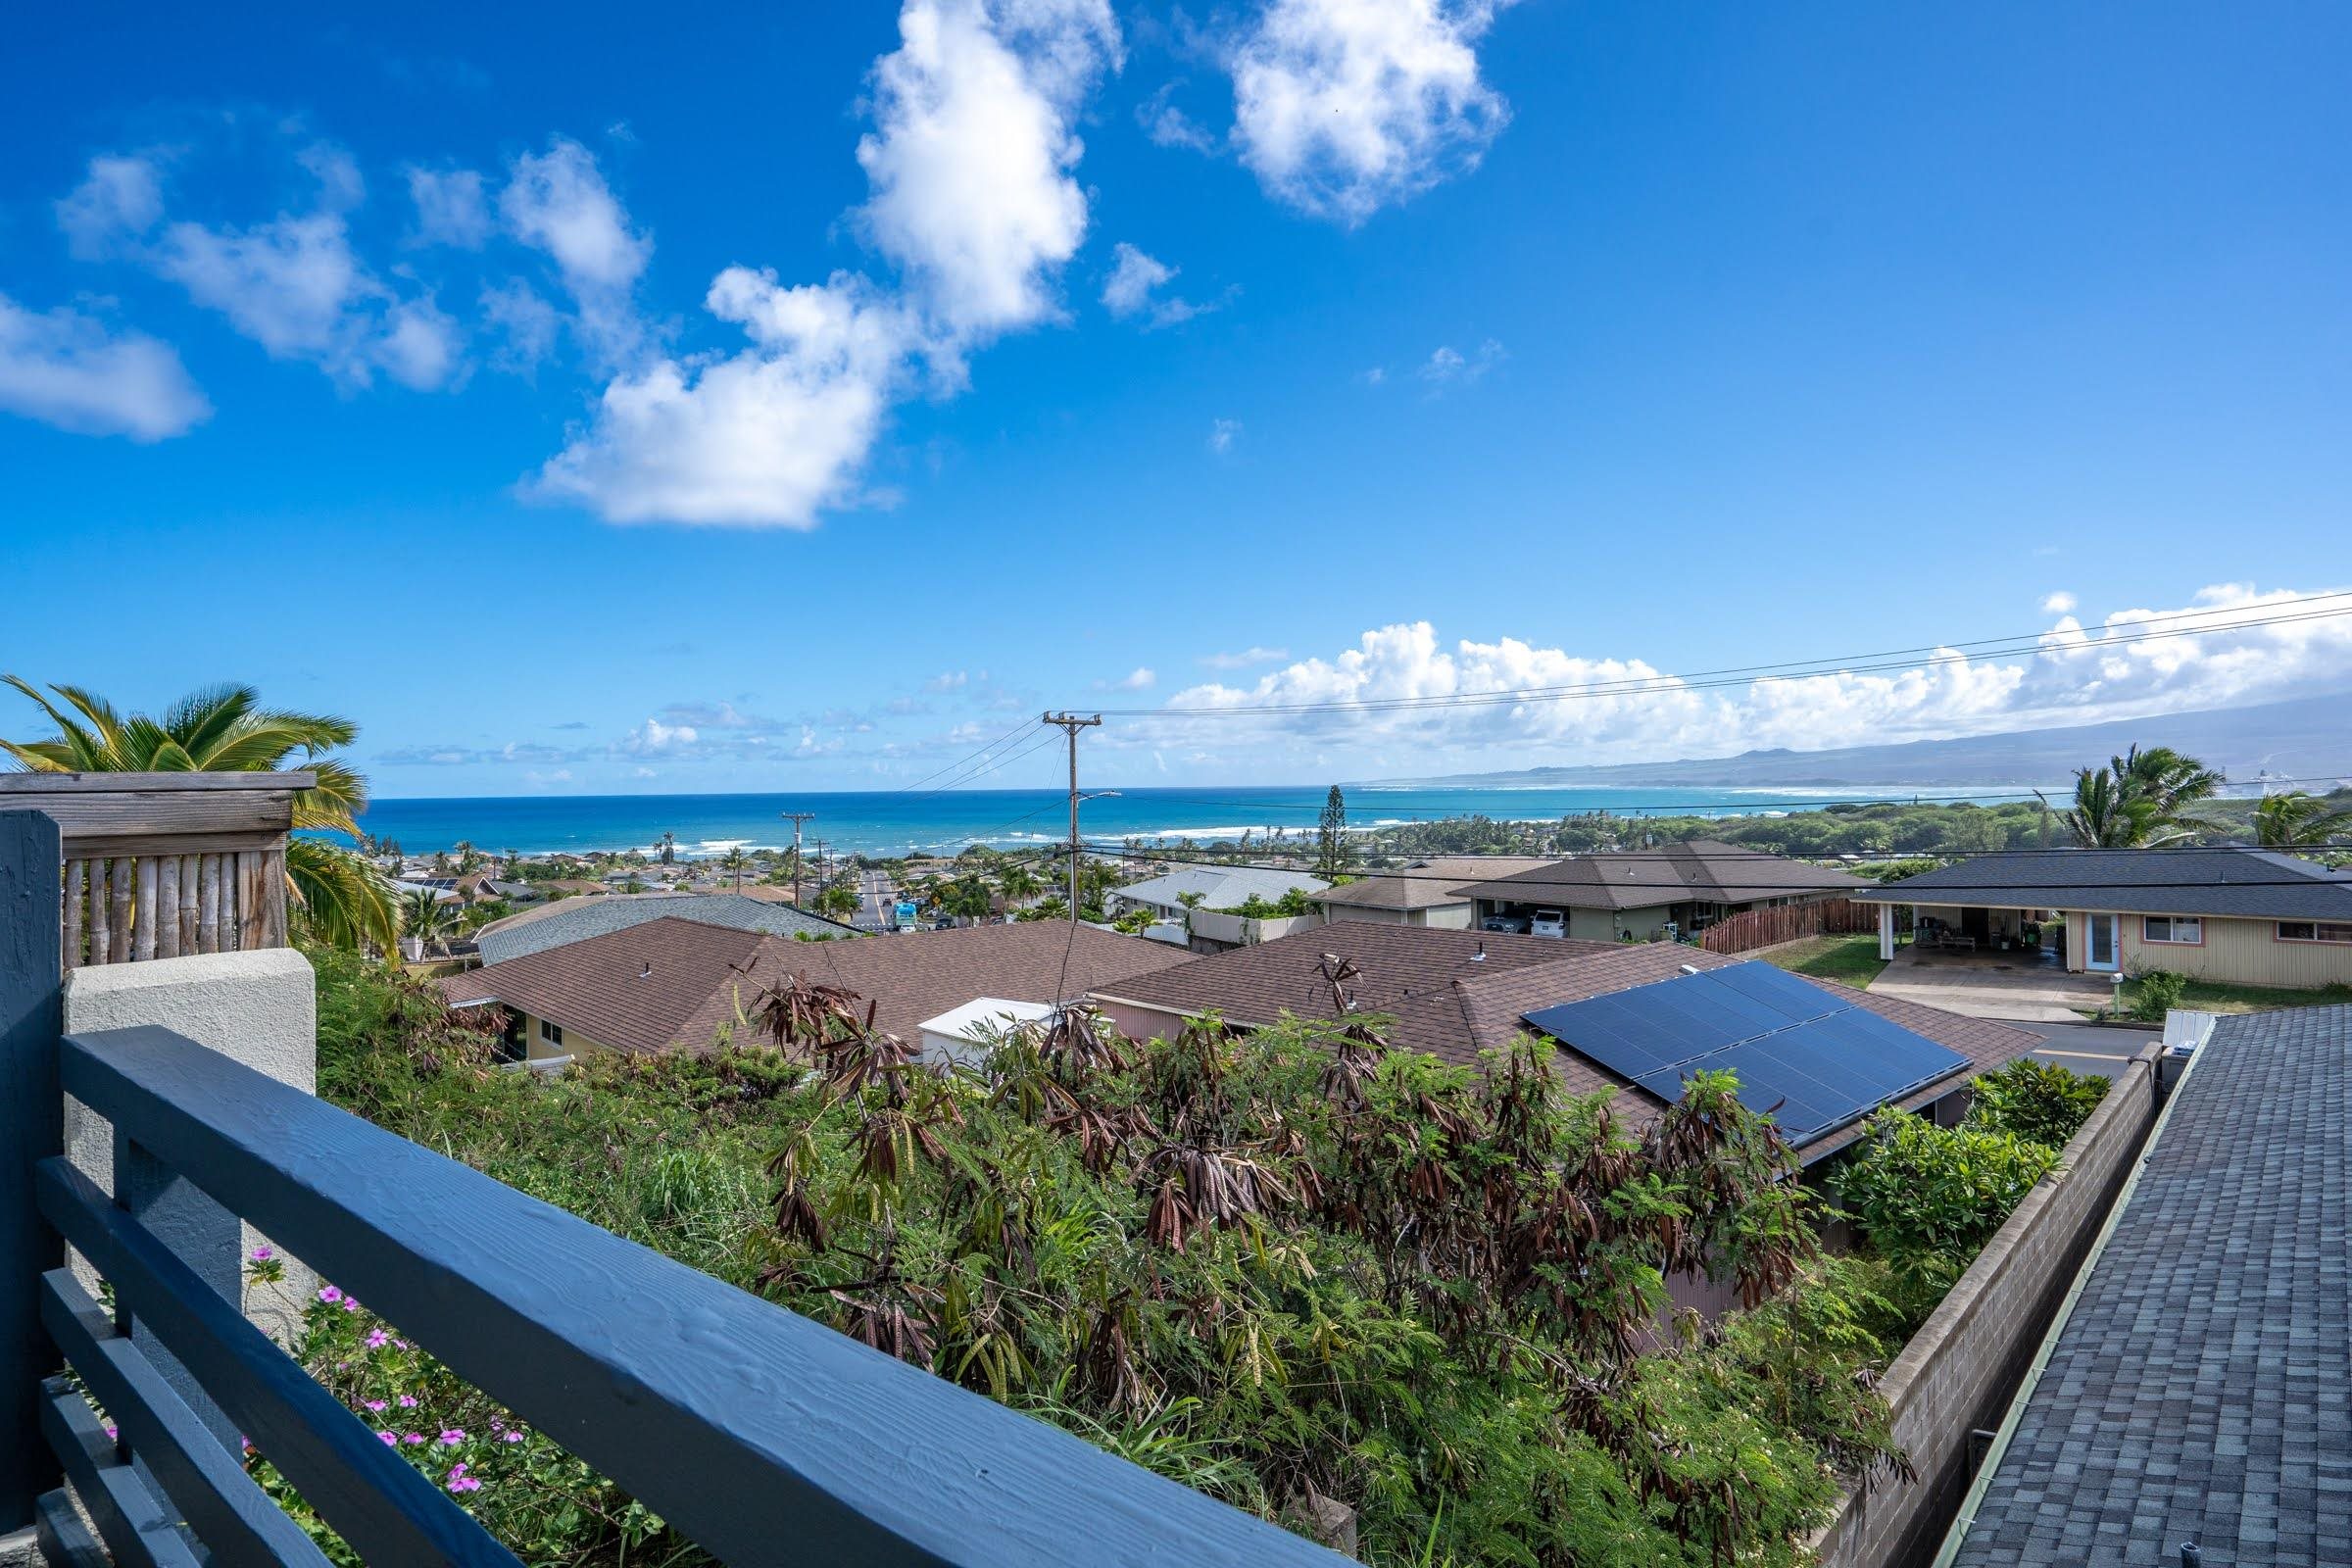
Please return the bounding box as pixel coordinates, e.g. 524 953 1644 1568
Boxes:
1076 842 2352 887
1086 595 2352 718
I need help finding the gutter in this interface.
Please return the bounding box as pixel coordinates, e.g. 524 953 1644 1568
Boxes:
1925 1026 2210 1567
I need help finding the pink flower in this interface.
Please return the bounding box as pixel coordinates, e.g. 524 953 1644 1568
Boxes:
366 1329 389 1348
364 1399 387 1413
379 1432 398 1446
317 1286 342 1303
404 1434 426 1446
250 1245 273 1262
393 1339 409 1350
340 1298 362 1313
502 1430 525 1444
397 1395 418 1409
438 1429 466 1446
103 1424 117 1442
450 1476 482 1494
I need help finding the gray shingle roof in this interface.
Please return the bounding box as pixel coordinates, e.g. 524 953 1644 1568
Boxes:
1851 847 2352 920
1448 840 1870 911
1951 1004 2352 1567
1110 866 1330 909
472 892 853 965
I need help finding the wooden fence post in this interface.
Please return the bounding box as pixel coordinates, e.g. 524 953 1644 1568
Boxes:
1 809 65 1530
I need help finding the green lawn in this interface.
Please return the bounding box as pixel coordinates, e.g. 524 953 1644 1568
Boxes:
1760 931 1888 989
2110 976 2352 1017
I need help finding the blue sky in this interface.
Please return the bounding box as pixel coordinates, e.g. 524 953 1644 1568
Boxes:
3 1 2348 797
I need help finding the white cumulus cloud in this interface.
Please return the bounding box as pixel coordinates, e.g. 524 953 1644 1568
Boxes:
1230 0 1513 224
528 268 907 527
1208 416 1242 454
1101 241 1215 326
406 166 493 248
500 136 652 369
2041 591 2078 613
1145 585 2352 769
59 148 466 392
856 0 1119 345
0 292 211 441
533 0 1123 527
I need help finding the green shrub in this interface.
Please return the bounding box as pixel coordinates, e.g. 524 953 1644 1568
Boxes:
2131 969 2189 1021
1965 1058 2109 1150
1833 1110 2060 1297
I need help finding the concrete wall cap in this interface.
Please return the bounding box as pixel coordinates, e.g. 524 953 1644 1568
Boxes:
63 946 315 1003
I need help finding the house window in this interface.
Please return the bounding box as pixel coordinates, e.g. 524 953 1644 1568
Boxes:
2142 916 2202 945
2277 920 2352 945
538 1018 564 1048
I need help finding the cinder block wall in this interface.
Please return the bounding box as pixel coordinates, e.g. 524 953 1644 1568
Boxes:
1807 1044 2162 1568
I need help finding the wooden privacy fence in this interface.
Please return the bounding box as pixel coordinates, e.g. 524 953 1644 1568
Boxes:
0 773 310 968
1698 895 1876 956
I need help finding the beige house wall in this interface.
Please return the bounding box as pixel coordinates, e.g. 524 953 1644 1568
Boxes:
1567 904 1673 942
2120 913 2352 988
519 1009 613 1061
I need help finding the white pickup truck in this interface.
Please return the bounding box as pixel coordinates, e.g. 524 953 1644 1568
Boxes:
1529 908 1567 939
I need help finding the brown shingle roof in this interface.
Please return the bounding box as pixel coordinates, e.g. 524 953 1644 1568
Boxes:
1090 920 2039 1158
444 917 1195 1056
1449 840 1871 911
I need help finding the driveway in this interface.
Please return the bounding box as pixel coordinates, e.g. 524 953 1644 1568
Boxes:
1869 949 2115 1022
2008 1020 2157 1080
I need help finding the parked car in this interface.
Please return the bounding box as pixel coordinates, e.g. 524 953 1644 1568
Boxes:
1529 908 1567 939
1482 914 1529 934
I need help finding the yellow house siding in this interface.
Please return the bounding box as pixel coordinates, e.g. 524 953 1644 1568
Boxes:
2122 914 2352 989
520 1010 614 1061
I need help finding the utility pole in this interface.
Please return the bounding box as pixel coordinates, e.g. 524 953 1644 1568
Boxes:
1042 712 1102 927
779 811 815 906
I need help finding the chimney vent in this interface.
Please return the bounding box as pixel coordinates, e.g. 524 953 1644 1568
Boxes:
639 961 654 979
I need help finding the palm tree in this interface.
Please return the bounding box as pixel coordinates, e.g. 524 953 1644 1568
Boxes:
813 882 858 920
3 677 396 952
998 861 1043 908
719 845 750 891
660 831 677 865
2252 791 2352 849
2114 745 2223 829
2039 744 2223 849
400 888 458 957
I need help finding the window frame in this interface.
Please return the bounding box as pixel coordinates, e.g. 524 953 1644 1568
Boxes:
2275 920 2352 945
2141 915 2203 947
538 1017 565 1047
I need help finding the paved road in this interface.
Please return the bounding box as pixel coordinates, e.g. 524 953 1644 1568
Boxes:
855 867 896 932
2004 1020 2158 1080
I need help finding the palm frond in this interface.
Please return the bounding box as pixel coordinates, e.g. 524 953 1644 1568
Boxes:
287 838 398 953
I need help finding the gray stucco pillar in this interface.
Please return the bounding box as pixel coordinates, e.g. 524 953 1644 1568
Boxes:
61 949 319 1449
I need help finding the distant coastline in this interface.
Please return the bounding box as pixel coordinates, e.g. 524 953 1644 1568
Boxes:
346 783 2039 859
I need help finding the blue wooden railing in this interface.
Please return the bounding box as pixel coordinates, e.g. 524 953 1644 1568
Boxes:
0 809 1343 1566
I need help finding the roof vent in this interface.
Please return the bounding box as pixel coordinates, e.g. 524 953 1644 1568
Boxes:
1470 941 1487 962
639 961 654 979
1679 963 1700 975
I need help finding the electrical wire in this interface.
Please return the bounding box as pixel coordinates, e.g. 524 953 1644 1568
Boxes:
1083 595 2352 717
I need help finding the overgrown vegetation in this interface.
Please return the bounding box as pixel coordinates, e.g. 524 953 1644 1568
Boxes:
300 948 1936 1566
1833 1059 2109 1327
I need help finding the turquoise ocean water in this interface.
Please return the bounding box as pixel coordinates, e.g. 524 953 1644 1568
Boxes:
348 784 2030 858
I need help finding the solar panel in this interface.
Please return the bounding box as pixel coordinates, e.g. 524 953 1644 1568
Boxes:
1520 961 1970 1144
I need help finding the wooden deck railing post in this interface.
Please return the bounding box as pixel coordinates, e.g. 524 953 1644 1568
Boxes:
1 808 66 1530
113 1132 241 1457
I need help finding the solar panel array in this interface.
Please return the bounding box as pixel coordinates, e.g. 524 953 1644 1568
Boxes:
1521 962 1969 1143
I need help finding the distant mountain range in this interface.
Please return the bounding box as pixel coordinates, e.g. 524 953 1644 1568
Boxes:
1365 693 2352 792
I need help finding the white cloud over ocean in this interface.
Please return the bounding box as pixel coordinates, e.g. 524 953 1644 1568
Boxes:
1139 584 2352 765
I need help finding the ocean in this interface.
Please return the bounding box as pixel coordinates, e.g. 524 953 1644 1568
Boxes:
346 784 2034 858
